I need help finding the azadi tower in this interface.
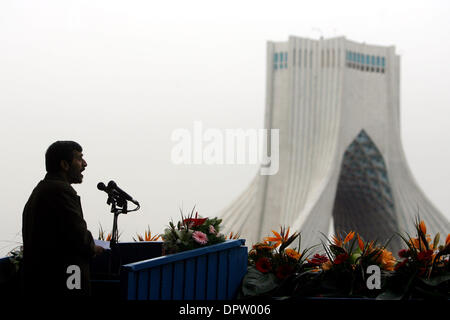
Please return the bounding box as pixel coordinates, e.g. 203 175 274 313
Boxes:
220 36 449 253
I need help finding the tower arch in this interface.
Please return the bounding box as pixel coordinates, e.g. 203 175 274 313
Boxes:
332 130 401 251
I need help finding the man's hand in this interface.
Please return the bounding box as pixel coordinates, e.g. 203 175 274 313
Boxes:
94 245 105 256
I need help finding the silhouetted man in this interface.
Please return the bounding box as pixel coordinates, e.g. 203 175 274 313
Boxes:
22 141 103 298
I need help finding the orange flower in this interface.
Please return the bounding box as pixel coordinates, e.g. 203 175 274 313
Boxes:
135 228 161 242
225 232 240 240
344 231 355 244
357 234 364 251
252 242 273 251
321 261 333 271
145 230 161 241
446 234 450 246
264 228 290 249
285 248 301 261
332 235 343 247
419 220 427 235
367 240 374 251
376 248 396 271
409 237 432 252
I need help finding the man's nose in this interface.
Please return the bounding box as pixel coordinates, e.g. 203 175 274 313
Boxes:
83 159 87 167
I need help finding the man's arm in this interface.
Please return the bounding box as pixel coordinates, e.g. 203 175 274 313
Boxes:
54 187 97 258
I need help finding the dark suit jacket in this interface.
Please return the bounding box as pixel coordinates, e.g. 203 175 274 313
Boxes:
22 173 96 298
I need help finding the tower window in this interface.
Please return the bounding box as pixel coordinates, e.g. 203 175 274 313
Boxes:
304 49 308 68
298 50 301 68
321 50 324 67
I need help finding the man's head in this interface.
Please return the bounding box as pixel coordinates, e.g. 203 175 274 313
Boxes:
45 141 87 184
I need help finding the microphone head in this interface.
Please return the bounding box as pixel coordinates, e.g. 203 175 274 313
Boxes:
97 182 107 191
107 180 117 189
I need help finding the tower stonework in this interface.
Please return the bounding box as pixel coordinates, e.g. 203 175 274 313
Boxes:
220 36 449 253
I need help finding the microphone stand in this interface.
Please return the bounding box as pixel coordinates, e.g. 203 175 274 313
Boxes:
105 193 139 276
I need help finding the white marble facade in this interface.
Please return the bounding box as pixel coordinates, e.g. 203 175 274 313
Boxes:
220 36 450 253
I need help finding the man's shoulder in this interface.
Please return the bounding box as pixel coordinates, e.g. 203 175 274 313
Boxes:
35 178 77 198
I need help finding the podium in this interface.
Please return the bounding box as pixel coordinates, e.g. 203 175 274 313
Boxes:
90 241 163 299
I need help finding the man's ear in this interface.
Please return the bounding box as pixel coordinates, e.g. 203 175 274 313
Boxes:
60 159 70 171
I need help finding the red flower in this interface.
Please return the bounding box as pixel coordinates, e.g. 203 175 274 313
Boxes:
309 254 329 266
417 249 433 262
183 218 207 228
398 249 410 258
334 253 349 265
394 259 408 271
275 264 294 280
255 257 272 273
418 267 427 277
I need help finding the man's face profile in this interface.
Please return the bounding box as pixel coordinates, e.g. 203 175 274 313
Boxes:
63 150 87 184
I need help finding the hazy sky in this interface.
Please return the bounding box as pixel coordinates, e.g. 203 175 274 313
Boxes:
1 0 449 256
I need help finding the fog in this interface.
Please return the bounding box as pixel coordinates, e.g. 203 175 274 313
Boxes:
1 0 449 256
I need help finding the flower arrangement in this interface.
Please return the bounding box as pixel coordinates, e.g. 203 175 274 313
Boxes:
239 227 314 298
7 245 23 274
239 227 401 299
237 216 449 300
133 226 161 242
379 218 450 299
314 230 396 298
161 207 226 254
97 224 120 242
225 231 241 240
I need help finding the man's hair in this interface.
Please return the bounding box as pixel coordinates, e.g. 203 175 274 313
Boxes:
45 141 82 173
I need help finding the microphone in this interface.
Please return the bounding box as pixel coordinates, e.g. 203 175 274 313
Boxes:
107 180 140 206
97 182 108 192
97 181 140 206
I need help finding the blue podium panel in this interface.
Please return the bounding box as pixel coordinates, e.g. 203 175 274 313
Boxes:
149 267 161 299
161 264 173 300
122 239 247 300
195 255 207 300
217 250 229 300
183 258 196 299
172 261 185 300
137 270 149 300
206 252 218 300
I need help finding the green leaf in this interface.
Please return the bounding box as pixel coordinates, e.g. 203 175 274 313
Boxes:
418 273 450 287
376 289 404 300
330 244 346 256
414 286 449 299
279 232 299 252
433 233 440 250
240 266 279 297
